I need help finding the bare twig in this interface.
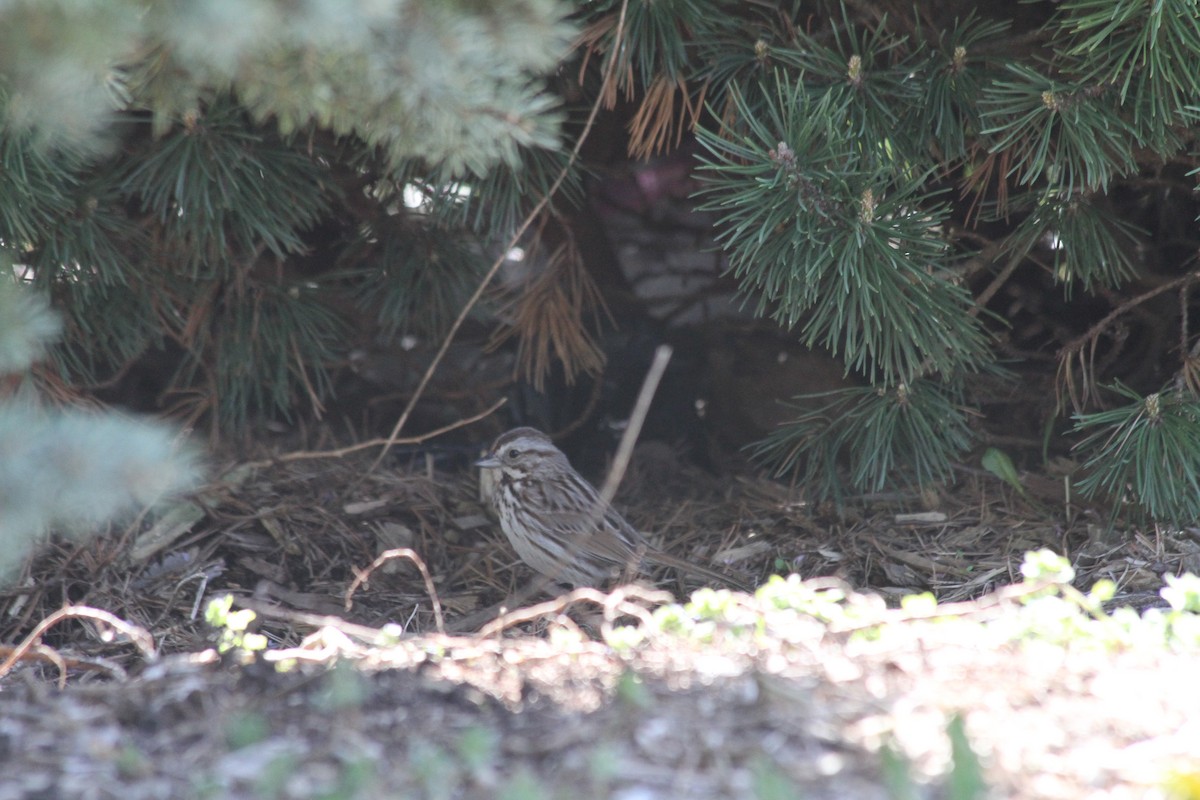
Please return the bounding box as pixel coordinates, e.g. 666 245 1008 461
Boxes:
1060 270 1200 361
597 344 673 506
476 584 671 638
0 606 157 687
346 548 445 635
1057 269 1200 409
969 243 1024 316
238 598 396 643
248 398 505 467
445 576 555 634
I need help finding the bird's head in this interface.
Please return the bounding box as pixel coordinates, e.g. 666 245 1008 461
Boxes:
475 427 570 480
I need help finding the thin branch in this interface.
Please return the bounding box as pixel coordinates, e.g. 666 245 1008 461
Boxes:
966 239 1022 315
345 548 445 635
0 606 157 687
248 398 505 467
597 345 673 507
476 584 671 638
1060 269 1200 361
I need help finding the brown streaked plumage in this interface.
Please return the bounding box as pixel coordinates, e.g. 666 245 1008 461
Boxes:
475 427 750 590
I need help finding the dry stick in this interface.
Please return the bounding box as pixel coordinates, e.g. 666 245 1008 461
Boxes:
1061 269 1200 360
238 599 398 645
970 244 1025 317
476 584 670 639
345 548 445 635
600 345 676 587
1058 268 1200 405
557 343 672 580
291 334 325 419
249 398 505 468
365 0 634 476
0 605 157 686
596 344 672 507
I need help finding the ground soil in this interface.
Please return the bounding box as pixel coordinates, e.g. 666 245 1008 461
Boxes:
2 442 1199 799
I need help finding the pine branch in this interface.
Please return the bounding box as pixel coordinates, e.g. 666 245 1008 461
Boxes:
696 81 992 384
1072 384 1200 525
0 278 197 583
754 380 975 500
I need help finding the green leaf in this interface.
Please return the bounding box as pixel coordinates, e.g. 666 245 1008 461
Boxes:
946 714 987 800
981 447 1026 496
1020 549 1076 584
204 594 235 627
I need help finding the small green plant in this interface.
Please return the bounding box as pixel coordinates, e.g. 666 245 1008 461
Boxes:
1162 573 1200 613
113 742 151 780
313 658 369 713
224 711 271 750
204 594 269 656
603 623 646 651
254 752 300 798
981 447 1034 504
497 768 550 800
751 755 803 800
455 726 500 782
316 756 377 800
878 716 988 800
945 714 987 800
879 742 919 800
633 550 1198 655
409 740 460 800
615 669 651 710
1019 548 1077 584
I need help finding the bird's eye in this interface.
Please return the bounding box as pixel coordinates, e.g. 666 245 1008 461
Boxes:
506 448 520 459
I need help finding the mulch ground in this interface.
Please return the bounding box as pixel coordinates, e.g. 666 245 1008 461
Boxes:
2 441 1199 798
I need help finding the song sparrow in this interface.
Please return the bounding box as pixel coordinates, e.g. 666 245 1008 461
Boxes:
476 427 749 590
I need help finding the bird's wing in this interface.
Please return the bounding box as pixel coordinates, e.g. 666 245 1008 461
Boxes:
538 503 641 565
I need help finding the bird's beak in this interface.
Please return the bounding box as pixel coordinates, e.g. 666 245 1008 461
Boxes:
474 453 501 469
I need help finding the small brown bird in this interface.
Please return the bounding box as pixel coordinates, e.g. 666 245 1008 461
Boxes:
476 427 750 591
